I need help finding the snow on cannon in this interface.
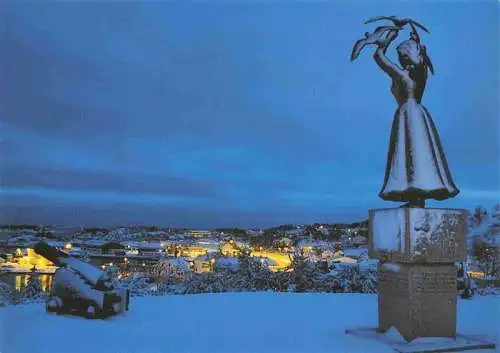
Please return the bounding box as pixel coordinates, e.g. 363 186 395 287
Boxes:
34 241 130 319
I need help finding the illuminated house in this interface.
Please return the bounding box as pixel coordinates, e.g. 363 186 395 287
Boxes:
192 254 216 273
16 248 57 272
122 241 166 258
179 246 207 259
220 240 242 257
297 240 334 256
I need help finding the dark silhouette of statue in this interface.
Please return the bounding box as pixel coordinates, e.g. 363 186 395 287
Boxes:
351 17 459 207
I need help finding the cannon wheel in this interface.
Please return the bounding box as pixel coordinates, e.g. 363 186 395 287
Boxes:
46 296 67 314
84 304 102 319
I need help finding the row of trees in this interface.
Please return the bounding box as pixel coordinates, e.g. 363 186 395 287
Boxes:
113 253 377 296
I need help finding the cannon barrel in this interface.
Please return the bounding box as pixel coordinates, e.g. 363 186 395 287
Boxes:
34 241 108 287
33 241 69 266
34 241 129 317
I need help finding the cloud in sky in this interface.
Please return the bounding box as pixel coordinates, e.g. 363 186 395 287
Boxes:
0 1 498 227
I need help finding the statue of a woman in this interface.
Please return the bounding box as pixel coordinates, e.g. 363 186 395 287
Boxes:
352 21 459 207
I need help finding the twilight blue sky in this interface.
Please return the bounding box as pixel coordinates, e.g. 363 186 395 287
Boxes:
0 1 498 228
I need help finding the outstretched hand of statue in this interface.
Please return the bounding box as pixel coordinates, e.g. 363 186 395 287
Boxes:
378 29 399 48
351 26 399 61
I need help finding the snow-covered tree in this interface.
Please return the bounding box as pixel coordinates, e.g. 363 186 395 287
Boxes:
20 275 45 302
469 204 499 246
234 255 274 291
288 252 323 292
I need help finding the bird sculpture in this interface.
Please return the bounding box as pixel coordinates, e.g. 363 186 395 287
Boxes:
364 15 430 33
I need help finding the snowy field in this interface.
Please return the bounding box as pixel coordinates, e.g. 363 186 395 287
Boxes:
0 293 498 353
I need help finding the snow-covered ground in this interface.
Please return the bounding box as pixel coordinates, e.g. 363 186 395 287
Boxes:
0 293 498 353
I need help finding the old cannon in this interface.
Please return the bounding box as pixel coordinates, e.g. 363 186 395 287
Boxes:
34 241 129 319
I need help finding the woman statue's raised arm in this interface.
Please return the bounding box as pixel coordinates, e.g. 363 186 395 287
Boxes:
373 30 406 80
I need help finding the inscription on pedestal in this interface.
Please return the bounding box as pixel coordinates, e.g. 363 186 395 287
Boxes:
378 262 458 341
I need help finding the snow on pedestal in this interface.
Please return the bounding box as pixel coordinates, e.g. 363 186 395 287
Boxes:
371 208 406 252
409 208 466 260
369 207 467 263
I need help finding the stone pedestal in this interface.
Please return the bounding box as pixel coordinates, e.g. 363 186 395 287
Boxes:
378 262 457 342
368 207 468 343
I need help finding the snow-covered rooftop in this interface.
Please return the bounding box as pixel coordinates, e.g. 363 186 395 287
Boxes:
78 239 108 247
121 241 166 250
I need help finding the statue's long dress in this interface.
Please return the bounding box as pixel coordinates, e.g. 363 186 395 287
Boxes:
379 73 459 202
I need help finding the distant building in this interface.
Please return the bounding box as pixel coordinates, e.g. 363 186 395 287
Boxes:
187 230 213 238
351 235 368 247
286 229 305 237
101 242 126 256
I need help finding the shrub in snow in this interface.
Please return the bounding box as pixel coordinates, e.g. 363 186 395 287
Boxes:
183 272 225 294
0 280 19 306
289 255 323 292
476 286 500 296
320 266 377 293
343 267 376 293
287 251 346 292
120 275 154 297
149 259 190 286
